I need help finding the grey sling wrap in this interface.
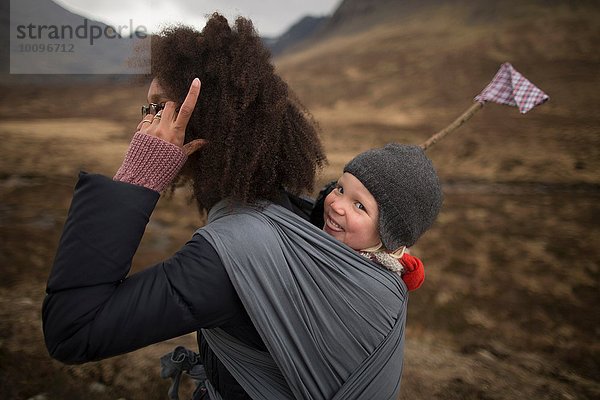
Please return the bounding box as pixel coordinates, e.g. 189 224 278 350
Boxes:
197 200 407 400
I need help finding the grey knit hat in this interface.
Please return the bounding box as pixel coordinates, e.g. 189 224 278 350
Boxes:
344 143 443 250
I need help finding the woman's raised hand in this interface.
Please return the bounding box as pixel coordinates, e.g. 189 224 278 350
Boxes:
138 78 207 156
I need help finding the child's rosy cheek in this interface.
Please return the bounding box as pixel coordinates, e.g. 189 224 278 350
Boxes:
324 193 335 207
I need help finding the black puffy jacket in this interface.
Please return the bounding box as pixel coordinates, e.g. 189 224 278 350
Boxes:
43 172 328 399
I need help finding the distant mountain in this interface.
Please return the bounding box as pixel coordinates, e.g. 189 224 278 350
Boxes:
292 0 600 42
265 0 456 58
323 0 406 34
264 15 329 57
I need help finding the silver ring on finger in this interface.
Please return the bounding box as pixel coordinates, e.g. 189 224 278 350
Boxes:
153 110 162 120
140 120 152 125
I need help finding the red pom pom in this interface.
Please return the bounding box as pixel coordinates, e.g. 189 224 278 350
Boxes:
400 253 425 291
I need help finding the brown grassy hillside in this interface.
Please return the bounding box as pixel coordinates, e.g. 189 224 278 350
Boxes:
276 1 600 186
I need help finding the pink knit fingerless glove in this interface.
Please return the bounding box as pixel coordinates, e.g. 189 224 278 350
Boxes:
113 132 187 193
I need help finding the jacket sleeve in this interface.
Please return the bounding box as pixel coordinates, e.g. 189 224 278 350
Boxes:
42 172 244 364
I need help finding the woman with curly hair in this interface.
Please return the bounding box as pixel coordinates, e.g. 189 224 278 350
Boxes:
43 14 408 400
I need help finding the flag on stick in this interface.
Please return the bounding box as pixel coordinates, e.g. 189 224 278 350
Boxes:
420 63 549 150
475 62 549 113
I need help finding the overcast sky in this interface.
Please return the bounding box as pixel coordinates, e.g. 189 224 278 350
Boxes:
53 0 341 37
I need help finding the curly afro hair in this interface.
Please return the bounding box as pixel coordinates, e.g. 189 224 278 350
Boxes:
150 13 326 213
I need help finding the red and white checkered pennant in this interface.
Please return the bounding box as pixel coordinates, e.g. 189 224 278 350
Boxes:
474 63 549 113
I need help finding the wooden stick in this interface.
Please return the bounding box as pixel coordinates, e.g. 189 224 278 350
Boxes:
420 101 485 151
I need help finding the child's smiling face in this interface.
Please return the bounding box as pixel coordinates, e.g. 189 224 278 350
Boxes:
323 172 381 251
